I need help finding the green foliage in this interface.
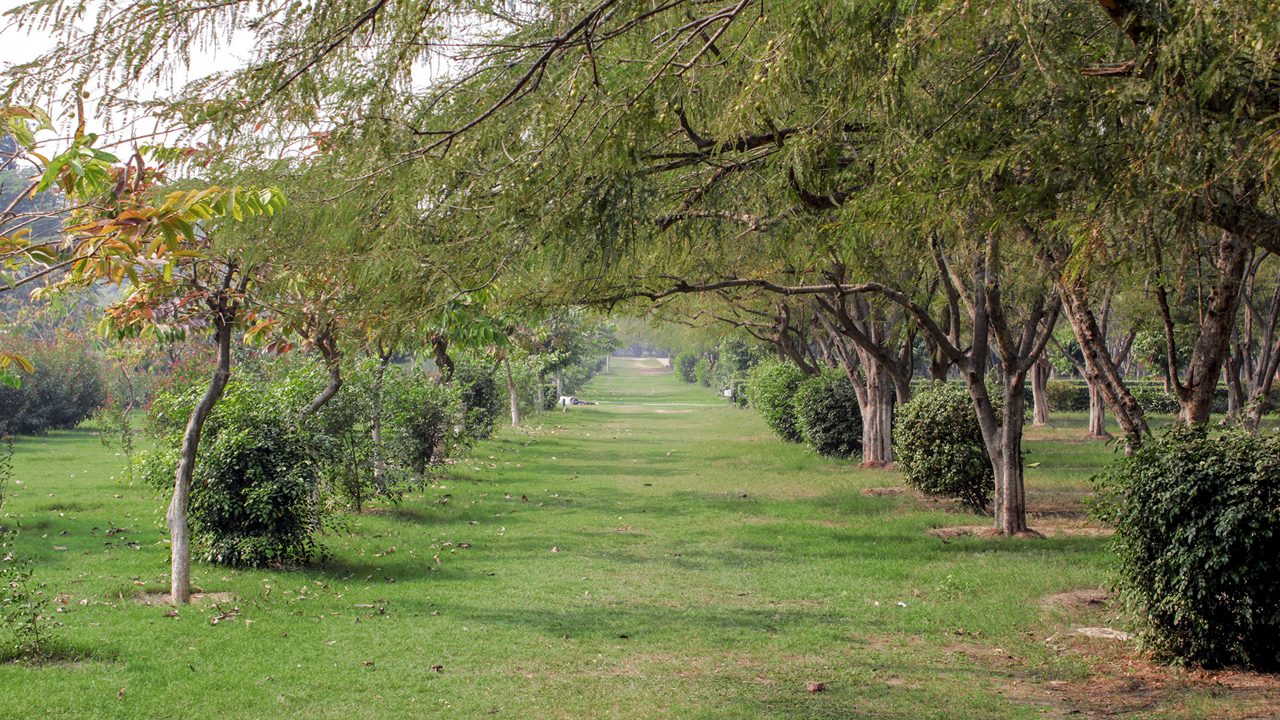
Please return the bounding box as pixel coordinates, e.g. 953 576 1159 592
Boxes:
693 357 713 387
745 360 805 443
1127 383 1182 415
453 355 502 440
0 434 54 662
144 376 328 567
0 340 105 436
0 556 53 662
1093 428 1280 670
383 374 463 476
793 370 862 458
1045 380 1088 412
894 383 993 513
674 352 698 383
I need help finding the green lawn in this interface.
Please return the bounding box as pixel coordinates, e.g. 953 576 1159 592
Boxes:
0 358 1267 718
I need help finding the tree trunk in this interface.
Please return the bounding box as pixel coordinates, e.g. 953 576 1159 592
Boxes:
860 361 895 467
168 319 233 604
1164 231 1250 425
371 352 391 492
1086 386 1110 438
993 378 1030 535
301 359 342 418
555 371 564 397
1031 354 1051 426
1060 290 1149 446
504 355 520 428
431 335 454 382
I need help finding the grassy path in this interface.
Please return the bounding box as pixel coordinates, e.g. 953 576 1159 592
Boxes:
0 358 1160 718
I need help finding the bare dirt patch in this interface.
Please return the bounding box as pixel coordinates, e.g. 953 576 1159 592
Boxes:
861 487 909 497
136 591 237 606
1040 588 1111 611
927 525 1112 540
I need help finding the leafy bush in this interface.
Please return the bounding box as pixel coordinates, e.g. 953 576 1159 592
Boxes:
453 356 502 439
1045 380 1088 412
693 357 713 387
384 373 463 475
1128 383 1181 415
674 352 698 383
793 371 862 458
745 360 805 443
0 340 105 435
894 382 993 512
144 378 328 567
1093 428 1280 670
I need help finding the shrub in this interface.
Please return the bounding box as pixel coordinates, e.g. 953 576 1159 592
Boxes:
453 356 502 439
1093 428 1280 670
144 378 328 567
0 340 105 435
384 373 463 476
693 357 713 387
793 371 862 458
674 352 698 383
1128 383 1181 415
1045 380 1088 412
745 360 805 443
894 382 993 512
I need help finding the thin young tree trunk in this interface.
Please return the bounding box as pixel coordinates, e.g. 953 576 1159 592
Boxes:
504 355 520 428
371 352 391 492
168 318 233 604
1031 354 1051 426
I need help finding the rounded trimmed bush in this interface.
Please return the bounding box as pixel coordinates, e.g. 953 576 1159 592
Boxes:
674 352 698 383
793 371 862 458
1045 380 1087 412
0 340 105 436
893 382 992 512
1093 427 1280 670
745 359 805 443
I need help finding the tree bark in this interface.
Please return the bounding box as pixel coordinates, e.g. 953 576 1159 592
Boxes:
168 317 233 604
1158 231 1250 425
860 360 895 467
1059 289 1149 446
431 335 454 382
1086 386 1110 438
301 358 342 418
504 355 520 427
371 351 391 492
1031 354 1051 426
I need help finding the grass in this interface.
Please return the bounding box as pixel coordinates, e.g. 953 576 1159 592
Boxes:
0 358 1266 718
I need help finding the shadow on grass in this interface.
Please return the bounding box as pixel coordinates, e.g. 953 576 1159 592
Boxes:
0 640 122 666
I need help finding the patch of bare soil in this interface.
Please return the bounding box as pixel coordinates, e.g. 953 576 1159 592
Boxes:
135 591 237 606
1040 588 1111 611
927 525 1112 540
861 487 909 496
1014 640 1280 719
977 589 1280 718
